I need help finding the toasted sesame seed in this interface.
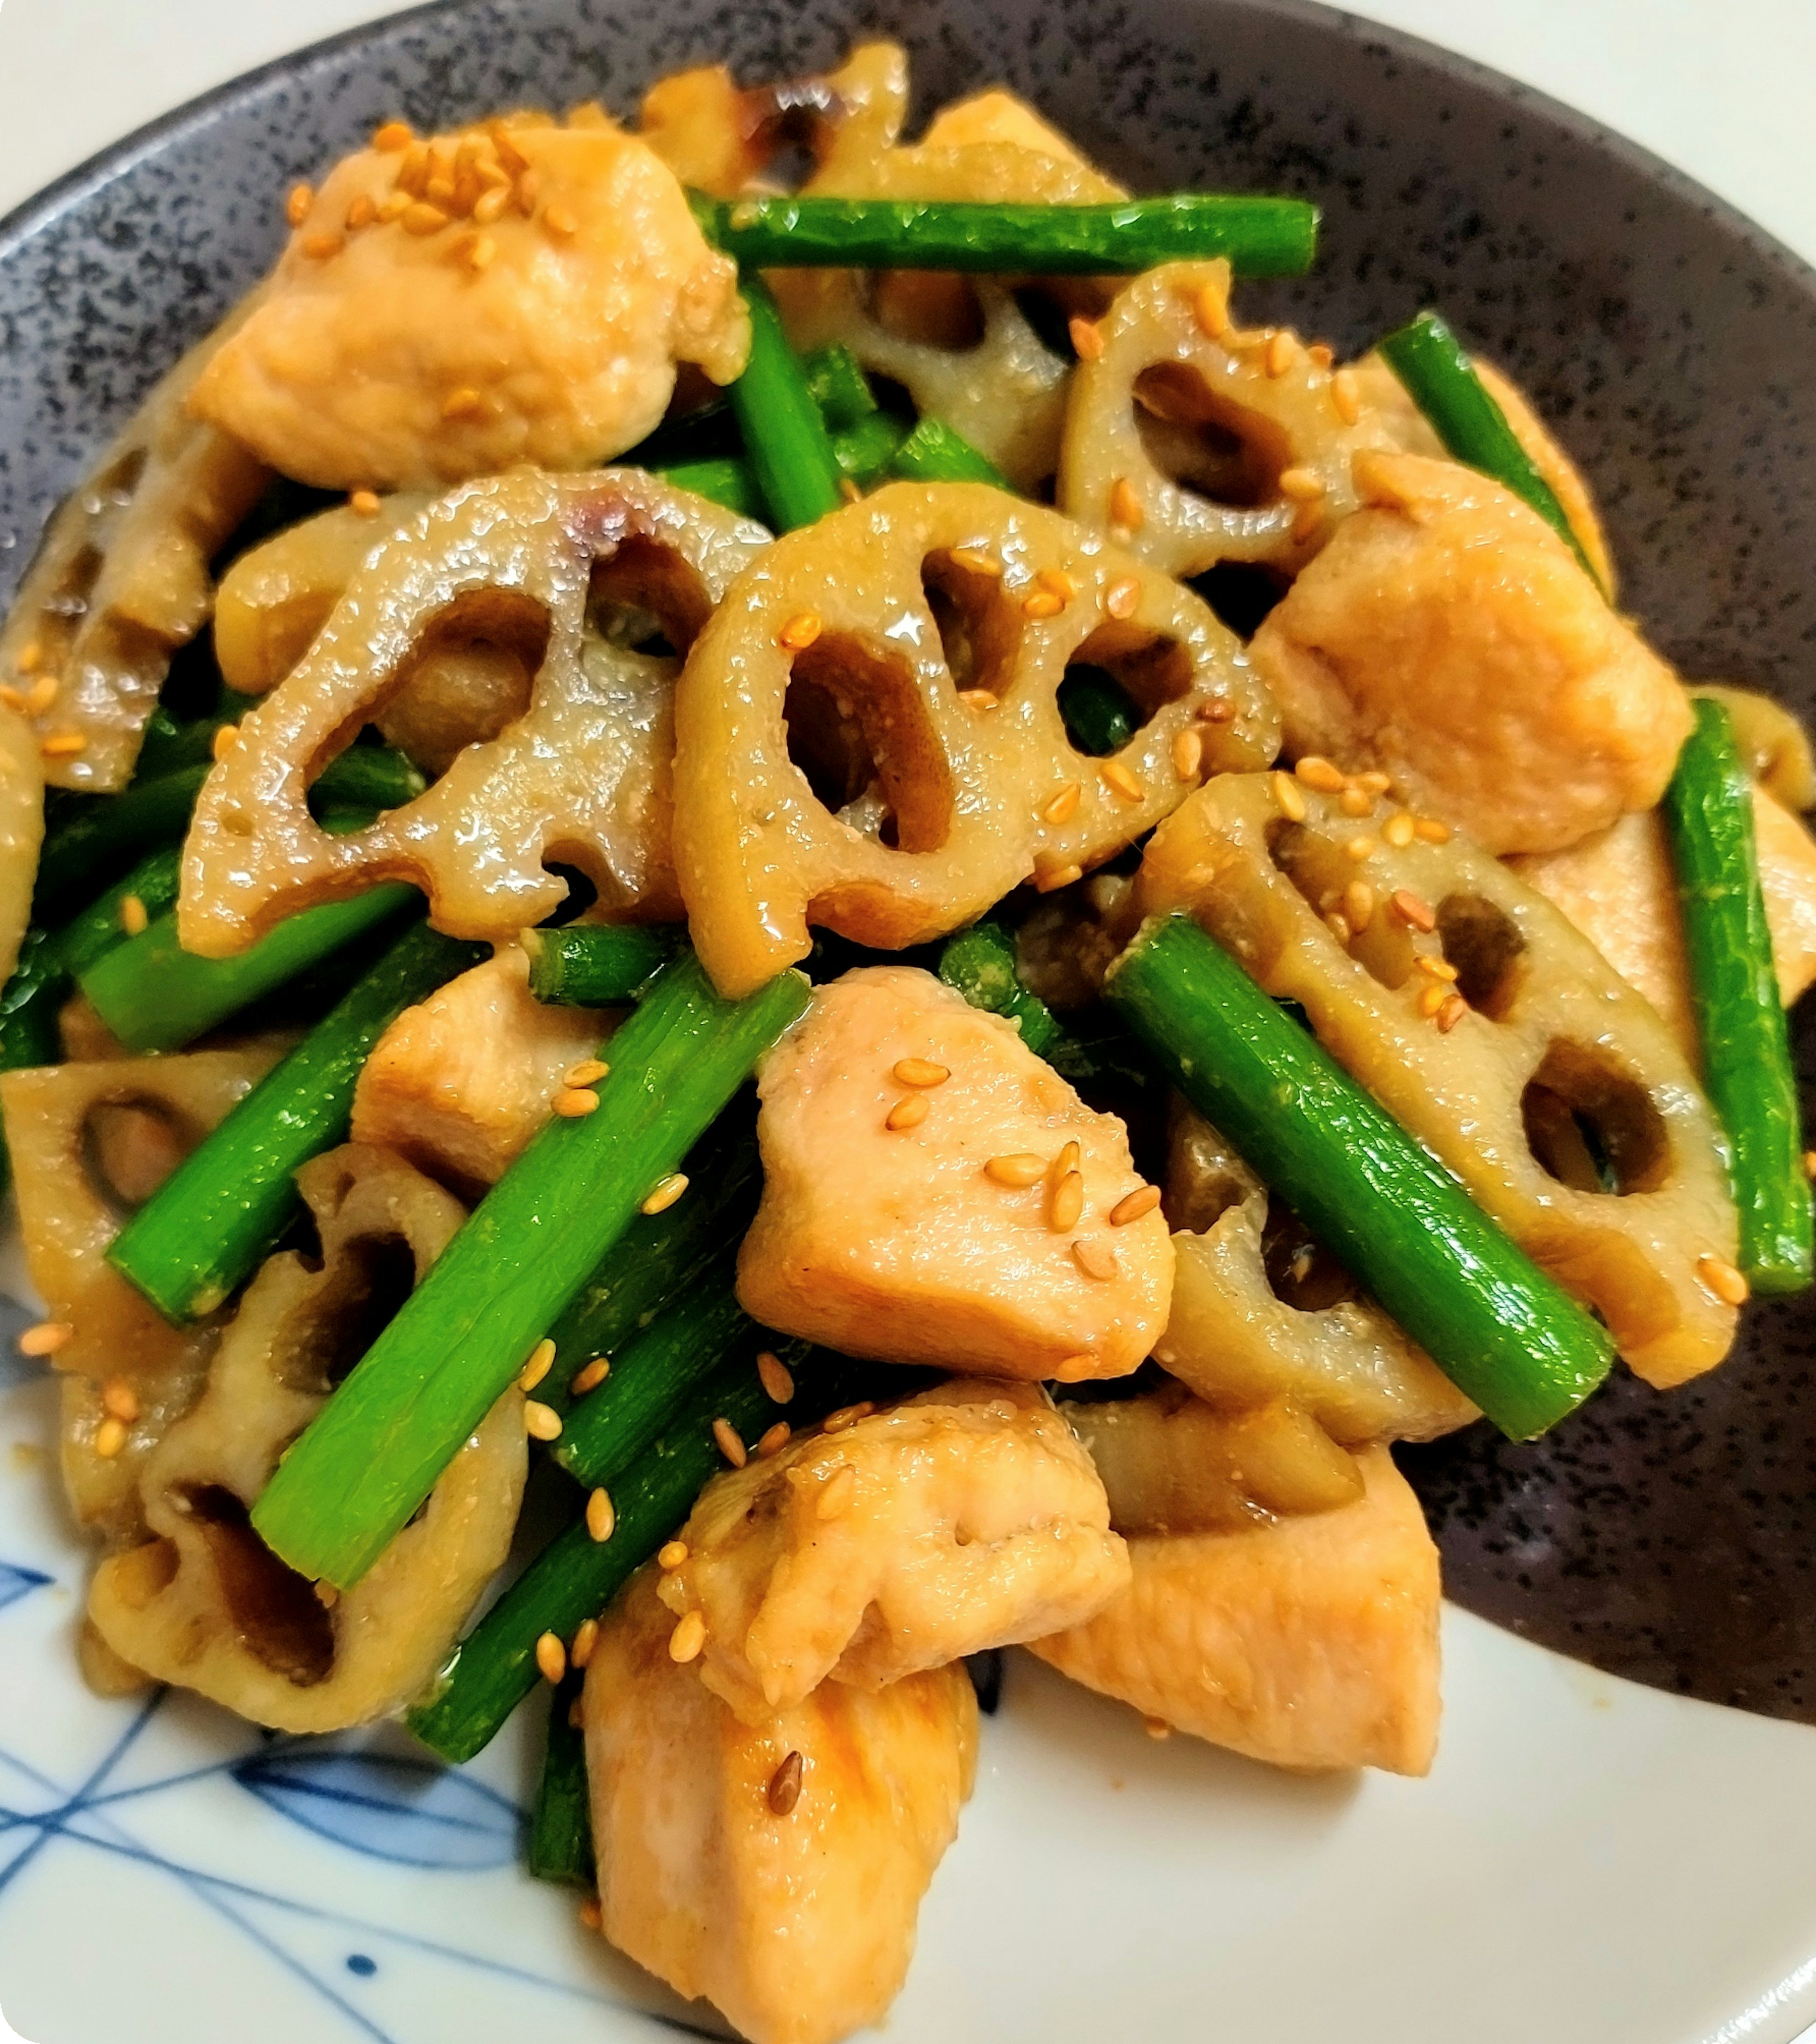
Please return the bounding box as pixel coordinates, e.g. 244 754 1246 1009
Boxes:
1109 476 1145 531
1039 567 1081 603
1072 1238 1118 1281
893 1057 950 1089
641 1173 688 1215
1355 771 1392 795
394 142 431 196
885 1093 929 1131
839 477 863 504
1172 727 1204 782
0 686 24 714
1416 954 1459 981
535 1631 568 1684
1307 342 1335 368
822 1402 873 1435
668 1610 707 1662
1336 785 1371 817
112 892 150 940
377 192 411 223
208 724 240 762
1345 835 1377 862
343 488 382 520
40 732 87 759
373 119 414 151
1043 781 1082 825
571 1356 610 1396
315 1581 339 1610
768 1749 804 1815
1068 314 1105 361
1331 367 1362 425
1144 1715 1173 1740
577 1898 602 1933
101 1378 140 1423
713 1416 748 1468
1697 1253 1749 1306
756 1351 794 1404
543 202 579 239
585 1487 615 1542
1105 575 1141 620
401 201 450 236
554 1087 599 1117
957 687 998 711
1436 995 1467 1033
1390 888 1437 933
950 546 1002 577
1101 759 1146 804
441 385 486 420
1201 697 1237 724
1383 811 1415 847
27 676 58 717
658 1540 689 1570
1265 331 1298 378
564 1057 610 1088
425 174 457 209
1272 769 1308 822
519 1338 556 1392
1034 854 1085 892
1278 466 1326 502
1109 1184 1163 1227
757 1422 791 1458
1049 1169 1086 1233
571 1617 600 1669
1805 1150 1816 1179
454 230 498 273
525 1400 563 1441
94 1417 128 1460
1324 911 1353 944
1193 280 1231 339
1022 588 1064 620
1344 880 1375 930
1056 1138 1082 1177
778 611 822 650
286 183 315 228
1413 817 1452 844
301 231 345 261
19 1321 72 1357
817 1464 857 1519
1295 755 1345 793
345 193 378 232
15 641 43 674
985 1153 1047 1188
472 183 510 227
1417 981 1448 1017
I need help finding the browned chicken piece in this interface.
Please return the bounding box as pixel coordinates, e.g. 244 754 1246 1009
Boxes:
1252 450 1689 855
586 1566 977 2044
659 1378 1127 1723
1513 781 1816 1062
1030 1416 1440 1774
190 116 747 490
349 946 607 1195
738 966 1172 1381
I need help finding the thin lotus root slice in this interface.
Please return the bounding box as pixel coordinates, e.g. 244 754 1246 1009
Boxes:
672 480 1278 998
1058 262 1402 580
0 706 43 984
179 467 771 958
0 1045 285 1550
0 304 269 791
1158 1104 1477 1444
1136 773 1740 1389
88 1144 526 1732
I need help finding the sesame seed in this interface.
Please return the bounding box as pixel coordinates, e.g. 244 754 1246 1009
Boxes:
94 1418 128 1460
1805 1150 1816 1180
535 1631 568 1684
565 1057 610 1087
571 1617 600 1669
985 1153 1047 1188
1034 855 1085 893
1105 575 1141 620
1144 1715 1173 1740
489 123 531 174
950 545 1002 577
1307 342 1335 368
394 142 431 196
1039 567 1081 603
1390 888 1437 933
1022 589 1064 619
425 175 458 209
1436 994 1467 1033
641 1173 689 1215
1265 331 1298 378
402 201 450 236
1043 781 1082 825
1072 1238 1118 1281
1172 727 1204 782
454 231 498 273
40 733 87 759
778 610 822 650
839 477 863 504
16 642 43 674
1056 1138 1082 1176
0 686 24 714
117 894 148 938
27 676 58 717
373 119 414 152
441 386 486 420
1344 880 1375 930
757 1351 794 1404
1290 500 1323 543
1278 466 1326 502
1069 314 1105 361
577 1899 602 1933
658 1540 689 1570
101 1378 140 1422
885 1093 929 1131
1324 911 1352 945
1049 1169 1086 1233
377 192 412 223
1193 280 1231 339
543 203 579 239
757 1421 791 1458
571 1355 610 1396
1338 785 1373 817
1356 771 1392 795
1331 367 1362 425
348 488 383 518
19 1321 72 1357
817 1464 857 1519
211 724 241 761
1416 954 1459 981
1101 760 1146 804
585 1487 615 1542
1109 1184 1163 1226
1201 698 1237 723
668 1610 707 1663
822 1402 873 1435
768 1749 804 1815
554 1087 599 1117
1272 770 1308 822
1295 755 1345 794
525 1400 563 1441
519 1337 556 1392
473 183 510 226
713 1416 748 1468
346 193 378 232
1696 1253 1749 1306
1417 981 1448 1017
301 231 345 261
1383 811 1415 847
957 687 998 711
1413 817 1452 845
1344 835 1377 862
286 183 315 228
1109 477 1145 531
892 1057 950 1089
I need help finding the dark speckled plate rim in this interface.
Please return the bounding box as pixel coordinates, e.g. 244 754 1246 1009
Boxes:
3 0 1815 308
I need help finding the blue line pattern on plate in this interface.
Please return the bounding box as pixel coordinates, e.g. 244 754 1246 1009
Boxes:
0 1561 52 1615
232 1749 524 1869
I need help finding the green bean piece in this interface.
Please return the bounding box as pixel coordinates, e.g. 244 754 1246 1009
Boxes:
527 1672 595 1887
521 924 681 1006
107 921 486 1324
1661 698 1813 1292
80 886 418 1056
656 414 907 520
251 952 811 1590
937 924 1063 1057
652 455 765 520
1056 668 1141 756
313 744 428 816
803 342 878 430
835 412 911 487
1376 310 1601 586
1107 914 1615 1438
727 276 846 532
695 192 1320 279
407 1339 858 1764
885 417 1011 489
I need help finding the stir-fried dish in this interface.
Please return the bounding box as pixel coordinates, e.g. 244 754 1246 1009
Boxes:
4 42 1814 2044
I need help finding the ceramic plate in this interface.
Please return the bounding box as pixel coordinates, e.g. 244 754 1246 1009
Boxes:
4 3 1816 2040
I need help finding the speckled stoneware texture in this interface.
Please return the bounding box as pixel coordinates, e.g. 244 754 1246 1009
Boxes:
3 0 1816 1723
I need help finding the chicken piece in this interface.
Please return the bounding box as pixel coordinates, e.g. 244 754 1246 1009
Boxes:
738 966 1172 1381
1251 450 1689 855
350 946 607 1194
587 1567 976 2044
918 87 1110 166
1514 782 1816 1063
1474 357 1617 598
658 1378 1128 1722
1030 1441 1440 1774
190 116 747 491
